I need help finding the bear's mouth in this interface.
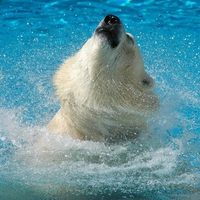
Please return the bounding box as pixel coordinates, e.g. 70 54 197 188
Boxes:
94 15 123 48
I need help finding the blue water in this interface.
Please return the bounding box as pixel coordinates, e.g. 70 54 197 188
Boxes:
0 0 200 199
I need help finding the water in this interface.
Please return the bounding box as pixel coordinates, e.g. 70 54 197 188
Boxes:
0 0 200 199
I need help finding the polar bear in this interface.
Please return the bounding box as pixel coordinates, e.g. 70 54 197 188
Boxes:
47 15 159 142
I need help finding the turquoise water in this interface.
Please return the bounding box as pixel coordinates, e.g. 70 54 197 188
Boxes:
0 0 200 199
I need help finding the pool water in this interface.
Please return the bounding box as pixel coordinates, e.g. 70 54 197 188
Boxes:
0 0 200 199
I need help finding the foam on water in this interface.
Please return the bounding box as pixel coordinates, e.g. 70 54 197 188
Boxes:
0 97 199 199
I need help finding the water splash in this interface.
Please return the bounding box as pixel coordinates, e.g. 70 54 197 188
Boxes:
0 106 199 199
0 1 199 199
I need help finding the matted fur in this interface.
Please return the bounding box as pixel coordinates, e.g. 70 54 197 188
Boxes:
48 16 159 141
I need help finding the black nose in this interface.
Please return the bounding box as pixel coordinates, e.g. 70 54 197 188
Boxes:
104 15 120 25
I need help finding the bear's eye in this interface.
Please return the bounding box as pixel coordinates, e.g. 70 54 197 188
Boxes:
142 79 150 86
126 33 134 46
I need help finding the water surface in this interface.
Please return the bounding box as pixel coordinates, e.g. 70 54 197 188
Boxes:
0 0 200 199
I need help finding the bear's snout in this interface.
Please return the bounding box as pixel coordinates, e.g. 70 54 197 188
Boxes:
94 14 124 48
104 15 120 25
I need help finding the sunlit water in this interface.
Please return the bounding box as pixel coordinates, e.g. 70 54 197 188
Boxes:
0 0 200 199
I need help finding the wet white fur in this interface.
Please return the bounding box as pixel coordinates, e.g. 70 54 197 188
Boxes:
47 26 159 141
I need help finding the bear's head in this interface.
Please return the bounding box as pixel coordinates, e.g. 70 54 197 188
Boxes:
79 14 155 93
50 15 160 140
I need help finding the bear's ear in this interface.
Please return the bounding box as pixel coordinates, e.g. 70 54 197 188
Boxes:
140 72 155 92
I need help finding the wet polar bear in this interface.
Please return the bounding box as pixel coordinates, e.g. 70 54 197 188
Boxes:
48 15 159 142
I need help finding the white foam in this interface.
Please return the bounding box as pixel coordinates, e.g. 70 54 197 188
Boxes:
0 106 199 199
